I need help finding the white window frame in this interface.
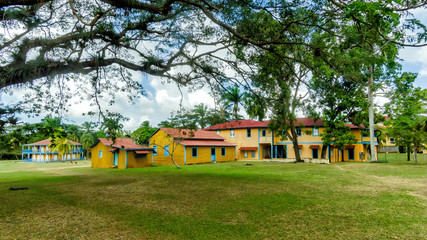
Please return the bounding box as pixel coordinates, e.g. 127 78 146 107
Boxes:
243 150 248 158
99 150 103 158
230 130 235 138
312 127 319 136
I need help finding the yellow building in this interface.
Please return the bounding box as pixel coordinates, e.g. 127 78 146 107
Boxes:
204 118 379 163
149 128 236 165
22 138 83 162
90 138 154 169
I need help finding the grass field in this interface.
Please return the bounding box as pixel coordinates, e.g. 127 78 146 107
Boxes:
1 155 427 239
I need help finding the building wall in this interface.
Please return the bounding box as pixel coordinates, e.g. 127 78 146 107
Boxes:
91 143 152 169
150 130 185 166
126 151 152 168
213 125 378 162
22 145 83 162
150 129 236 165
185 146 235 164
217 128 261 159
91 141 114 168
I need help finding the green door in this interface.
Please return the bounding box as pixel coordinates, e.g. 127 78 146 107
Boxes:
113 152 118 166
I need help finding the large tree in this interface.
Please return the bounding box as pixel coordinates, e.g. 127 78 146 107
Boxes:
384 72 427 164
1 0 426 130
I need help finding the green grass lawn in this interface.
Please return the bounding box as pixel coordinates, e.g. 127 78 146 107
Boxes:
1 156 427 239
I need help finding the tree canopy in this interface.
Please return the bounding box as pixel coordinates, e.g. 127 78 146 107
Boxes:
1 0 426 135
384 72 427 164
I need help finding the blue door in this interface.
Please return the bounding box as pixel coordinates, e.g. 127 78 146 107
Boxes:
348 149 355 161
113 152 118 166
211 148 216 162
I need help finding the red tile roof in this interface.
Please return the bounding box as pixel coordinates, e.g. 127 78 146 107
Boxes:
204 118 324 130
179 140 236 147
160 128 224 140
204 119 268 130
239 147 258 151
24 138 82 146
135 150 150 154
97 138 152 150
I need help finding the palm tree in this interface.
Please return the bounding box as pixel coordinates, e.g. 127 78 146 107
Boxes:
101 118 123 143
192 103 209 129
49 135 72 161
220 85 248 120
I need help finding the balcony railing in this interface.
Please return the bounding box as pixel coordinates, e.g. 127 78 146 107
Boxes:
22 149 83 154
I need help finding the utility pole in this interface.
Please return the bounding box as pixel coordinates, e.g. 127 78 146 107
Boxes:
368 66 377 162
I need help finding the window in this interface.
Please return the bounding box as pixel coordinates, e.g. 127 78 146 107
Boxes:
312 127 319 136
153 145 157 156
251 151 255 158
216 130 220 135
164 145 169 156
243 150 248 158
221 147 226 156
192 147 198 157
299 149 302 156
296 128 302 136
389 137 395 144
261 129 266 137
312 149 319 159
99 150 103 158
230 130 235 138
247 129 251 138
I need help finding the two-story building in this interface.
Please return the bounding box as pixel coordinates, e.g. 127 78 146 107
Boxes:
204 118 379 163
22 138 84 162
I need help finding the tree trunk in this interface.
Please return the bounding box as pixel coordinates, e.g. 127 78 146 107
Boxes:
413 145 418 165
407 146 410 161
321 144 328 159
368 65 377 162
289 126 303 162
170 156 181 169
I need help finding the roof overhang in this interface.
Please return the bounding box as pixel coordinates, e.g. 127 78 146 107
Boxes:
239 147 258 151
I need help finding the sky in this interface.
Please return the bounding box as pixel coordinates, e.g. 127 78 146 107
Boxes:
1 7 426 131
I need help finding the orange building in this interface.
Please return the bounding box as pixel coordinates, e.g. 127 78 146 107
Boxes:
90 138 154 169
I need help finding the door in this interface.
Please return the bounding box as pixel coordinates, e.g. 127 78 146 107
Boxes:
211 148 216 162
348 149 355 161
113 152 118 166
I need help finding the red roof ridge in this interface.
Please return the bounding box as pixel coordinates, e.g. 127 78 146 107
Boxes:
160 128 224 140
97 138 152 150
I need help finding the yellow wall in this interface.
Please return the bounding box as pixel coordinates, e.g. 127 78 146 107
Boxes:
150 130 185 166
91 142 152 169
185 146 235 164
91 141 114 168
214 126 378 162
217 128 260 159
127 151 152 168
150 129 236 165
